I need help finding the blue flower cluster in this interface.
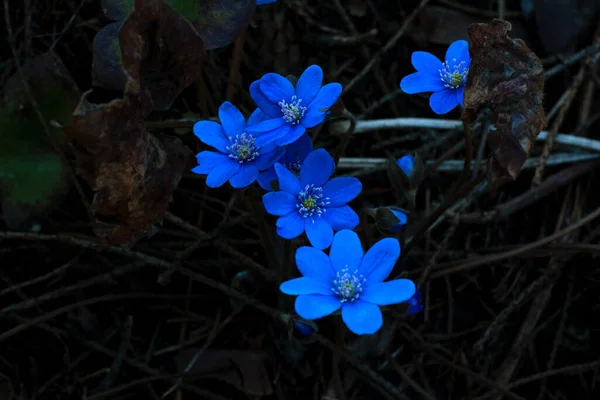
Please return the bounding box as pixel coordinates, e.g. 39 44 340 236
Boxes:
193 64 422 335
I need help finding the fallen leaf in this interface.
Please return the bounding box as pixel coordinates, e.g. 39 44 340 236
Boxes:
175 348 273 396
66 83 192 247
462 19 546 189
0 52 78 229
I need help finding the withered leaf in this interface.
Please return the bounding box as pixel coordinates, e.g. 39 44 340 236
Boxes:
462 19 546 189
66 82 192 247
175 348 273 396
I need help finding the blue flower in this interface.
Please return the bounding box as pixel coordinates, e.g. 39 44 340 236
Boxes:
192 102 284 188
400 40 470 114
257 134 312 191
406 290 423 315
397 154 415 178
257 0 276 4
262 148 361 250
389 208 408 232
280 230 417 335
247 65 342 146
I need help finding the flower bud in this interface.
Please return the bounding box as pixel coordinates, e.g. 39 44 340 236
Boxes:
367 206 408 235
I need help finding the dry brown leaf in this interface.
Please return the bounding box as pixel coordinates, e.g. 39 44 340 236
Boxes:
462 19 546 189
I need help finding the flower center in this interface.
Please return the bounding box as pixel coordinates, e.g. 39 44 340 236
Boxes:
296 184 329 219
279 95 307 124
286 161 302 177
226 133 259 163
331 267 366 302
439 59 468 89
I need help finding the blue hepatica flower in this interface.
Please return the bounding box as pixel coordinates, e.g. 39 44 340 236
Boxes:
262 148 361 250
192 102 284 188
257 134 312 191
280 230 417 335
397 154 415 178
257 0 276 4
406 290 424 315
400 40 471 115
247 65 342 146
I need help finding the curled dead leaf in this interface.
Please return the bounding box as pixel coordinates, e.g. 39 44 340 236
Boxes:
462 19 546 189
66 82 192 247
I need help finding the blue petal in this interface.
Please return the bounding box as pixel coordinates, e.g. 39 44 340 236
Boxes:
248 108 271 125
390 209 408 231
257 168 278 191
407 303 424 315
250 80 282 117
295 294 341 320
301 83 342 128
322 177 362 207
259 73 294 104
263 191 297 216
283 133 313 165
275 163 302 194
429 89 459 114
256 0 276 5
397 155 414 177
406 290 423 315
255 124 291 148
205 159 240 188
455 85 465 107
295 245 335 280
276 212 305 239
256 146 285 170
411 51 443 74
192 151 230 175
193 121 230 153
400 72 445 94
295 65 323 105
274 124 306 146
328 229 363 273
305 217 333 250
341 300 382 335
299 149 335 187
361 279 416 306
445 40 470 63
228 164 258 188
280 277 332 295
246 117 286 134
359 238 400 283
322 205 359 230
218 102 246 138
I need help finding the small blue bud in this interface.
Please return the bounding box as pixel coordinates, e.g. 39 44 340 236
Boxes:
397 154 415 178
406 290 423 315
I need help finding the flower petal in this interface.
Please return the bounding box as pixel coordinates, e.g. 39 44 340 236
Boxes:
193 121 230 153
218 102 246 138
411 51 443 74
305 217 333 250
250 80 282 117
257 168 278 191
260 73 295 103
295 294 341 320
328 229 363 273
301 83 342 128
192 151 231 175
283 133 313 165
295 65 323 105
322 177 362 207
445 40 470 64
246 117 286 134
275 163 302 194
341 300 383 335
256 0 277 5
299 149 335 187
322 205 359 230
276 212 305 239
229 164 259 188
359 237 400 282
256 146 285 171
248 108 271 125
397 155 414 177
280 277 332 295
255 124 291 148
400 72 445 94
275 124 306 146
295 245 335 280
361 279 416 306
455 85 465 107
263 191 297 216
205 159 240 188
429 89 459 114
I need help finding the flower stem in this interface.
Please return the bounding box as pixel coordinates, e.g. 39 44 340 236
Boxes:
243 186 280 275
